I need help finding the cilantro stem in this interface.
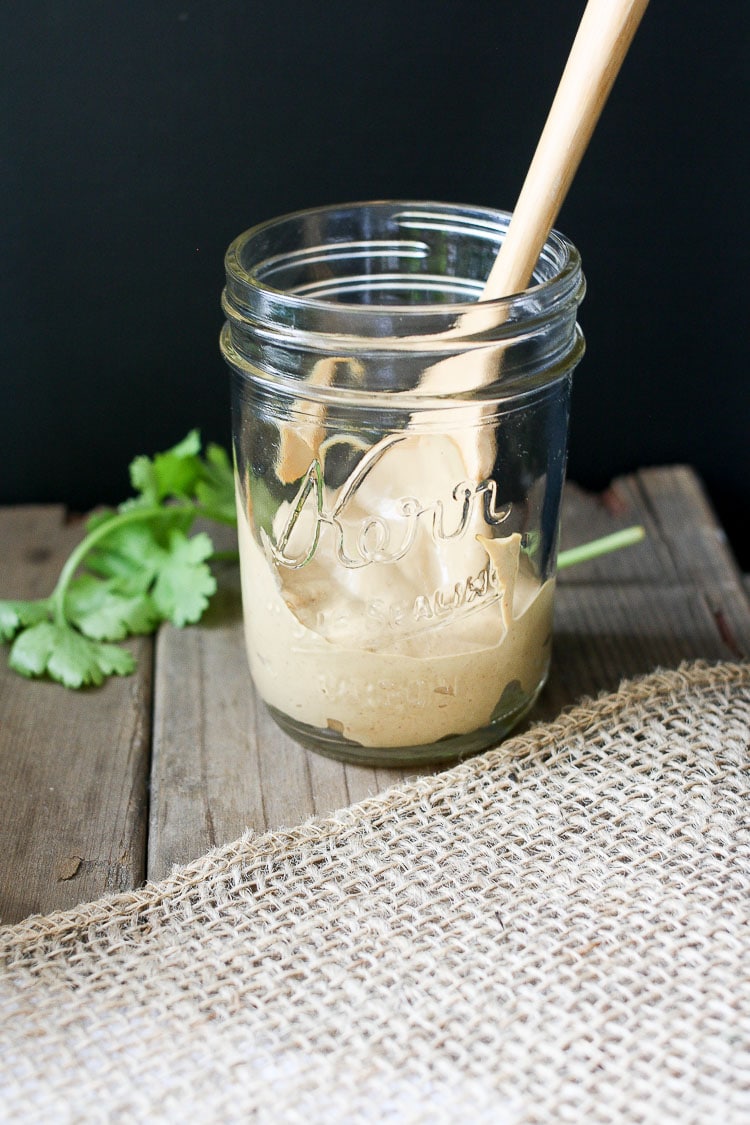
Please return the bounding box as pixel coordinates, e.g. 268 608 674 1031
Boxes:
557 525 645 571
50 503 195 626
196 508 238 527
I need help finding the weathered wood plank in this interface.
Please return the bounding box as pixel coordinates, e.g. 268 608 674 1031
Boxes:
558 478 674 585
631 467 749 655
633 466 745 591
148 561 266 880
0 507 151 924
545 466 750 714
539 581 740 720
344 763 405 805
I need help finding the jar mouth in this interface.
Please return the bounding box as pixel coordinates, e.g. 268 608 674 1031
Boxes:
223 200 584 339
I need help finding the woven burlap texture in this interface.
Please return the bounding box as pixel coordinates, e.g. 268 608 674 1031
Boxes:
2 660 749 1124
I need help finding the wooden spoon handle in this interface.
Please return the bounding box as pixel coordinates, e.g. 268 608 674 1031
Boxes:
482 0 650 301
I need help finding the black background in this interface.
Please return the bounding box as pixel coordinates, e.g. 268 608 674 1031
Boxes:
2 1 748 564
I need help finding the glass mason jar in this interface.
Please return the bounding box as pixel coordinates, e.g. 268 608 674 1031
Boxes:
221 201 585 767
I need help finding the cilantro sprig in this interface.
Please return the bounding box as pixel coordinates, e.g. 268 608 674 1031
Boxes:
0 431 236 688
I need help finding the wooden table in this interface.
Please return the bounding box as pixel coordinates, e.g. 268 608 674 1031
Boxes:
1 466 748 926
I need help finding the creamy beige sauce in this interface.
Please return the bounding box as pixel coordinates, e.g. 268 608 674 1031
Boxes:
236 432 555 749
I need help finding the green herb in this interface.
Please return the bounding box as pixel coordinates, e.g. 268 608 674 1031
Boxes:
557 525 645 570
0 431 236 688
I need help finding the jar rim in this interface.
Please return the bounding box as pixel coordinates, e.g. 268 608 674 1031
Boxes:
224 200 583 327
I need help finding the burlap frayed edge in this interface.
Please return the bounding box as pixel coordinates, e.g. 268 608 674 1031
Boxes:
3 657 747 950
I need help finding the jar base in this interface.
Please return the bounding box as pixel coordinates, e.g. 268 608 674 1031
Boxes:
265 683 543 768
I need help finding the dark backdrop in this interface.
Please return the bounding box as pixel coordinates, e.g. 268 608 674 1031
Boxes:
2 1 748 564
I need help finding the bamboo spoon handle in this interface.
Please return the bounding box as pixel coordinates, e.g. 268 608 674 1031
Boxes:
482 0 650 301
274 0 650 482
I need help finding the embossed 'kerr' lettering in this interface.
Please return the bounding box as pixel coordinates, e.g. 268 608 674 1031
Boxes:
266 438 512 570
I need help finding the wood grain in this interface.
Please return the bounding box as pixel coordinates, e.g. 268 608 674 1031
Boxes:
0 507 152 924
483 0 650 301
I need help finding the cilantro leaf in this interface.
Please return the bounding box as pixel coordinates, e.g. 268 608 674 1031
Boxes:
1 430 238 690
195 443 236 523
85 521 172 582
83 524 218 628
9 621 135 688
66 575 159 641
129 429 203 504
152 530 217 626
0 598 51 642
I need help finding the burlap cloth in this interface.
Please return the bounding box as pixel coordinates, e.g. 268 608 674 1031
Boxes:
1 660 749 1123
